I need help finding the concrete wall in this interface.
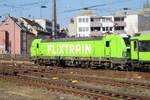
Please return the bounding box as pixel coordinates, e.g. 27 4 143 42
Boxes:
68 17 77 37
125 14 150 35
138 15 150 32
77 16 91 37
125 14 138 35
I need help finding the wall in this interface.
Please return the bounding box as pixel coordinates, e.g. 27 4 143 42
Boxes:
0 31 6 54
125 14 138 35
0 17 21 55
35 19 47 31
77 16 91 37
125 14 150 35
138 15 150 32
68 17 77 37
26 32 35 56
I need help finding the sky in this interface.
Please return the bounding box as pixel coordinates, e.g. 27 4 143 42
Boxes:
0 0 149 28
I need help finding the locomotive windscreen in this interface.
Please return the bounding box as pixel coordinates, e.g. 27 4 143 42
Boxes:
123 37 130 46
139 40 150 52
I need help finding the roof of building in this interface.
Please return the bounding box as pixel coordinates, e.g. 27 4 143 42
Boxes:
10 16 27 31
21 17 43 28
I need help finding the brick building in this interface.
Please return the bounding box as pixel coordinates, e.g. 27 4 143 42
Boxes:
0 16 36 56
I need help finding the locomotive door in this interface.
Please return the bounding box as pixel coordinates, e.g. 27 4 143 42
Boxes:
131 40 139 60
105 41 111 58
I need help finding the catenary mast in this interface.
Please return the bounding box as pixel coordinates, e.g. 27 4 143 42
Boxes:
52 0 57 39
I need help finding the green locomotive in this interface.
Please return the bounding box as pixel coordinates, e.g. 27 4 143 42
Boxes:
131 34 150 69
30 33 150 70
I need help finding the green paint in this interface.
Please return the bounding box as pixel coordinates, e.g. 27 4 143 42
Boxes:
131 34 150 61
30 34 128 59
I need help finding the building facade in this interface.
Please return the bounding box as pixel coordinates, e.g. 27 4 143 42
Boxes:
34 19 60 34
76 16 91 37
114 15 126 34
34 19 51 32
90 16 114 36
113 10 150 35
0 16 34 56
68 11 114 37
20 18 52 39
20 18 45 36
0 16 53 56
68 17 77 37
0 31 9 54
69 4 150 37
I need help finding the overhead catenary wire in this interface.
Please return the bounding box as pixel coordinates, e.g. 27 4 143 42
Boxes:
59 0 131 13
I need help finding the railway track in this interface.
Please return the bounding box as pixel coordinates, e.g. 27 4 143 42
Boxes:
0 63 150 99
12 67 150 89
1 65 150 90
0 73 148 100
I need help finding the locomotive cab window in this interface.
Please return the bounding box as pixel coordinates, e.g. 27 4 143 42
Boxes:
139 41 150 52
37 44 39 48
106 41 110 47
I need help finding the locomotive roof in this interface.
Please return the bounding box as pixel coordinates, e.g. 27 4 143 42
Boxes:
41 36 103 42
131 33 150 40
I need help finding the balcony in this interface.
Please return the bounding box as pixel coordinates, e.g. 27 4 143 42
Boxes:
90 31 102 37
90 22 102 27
114 21 126 26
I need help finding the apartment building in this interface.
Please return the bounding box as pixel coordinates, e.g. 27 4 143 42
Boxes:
90 16 114 36
68 11 114 37
113 9 150 35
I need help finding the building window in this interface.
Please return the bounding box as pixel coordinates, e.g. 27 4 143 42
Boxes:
82 27 85 32
82 18 84 22
79 18 89 23
70 18 74 23
103 27 105 31
114 17 124 21
105 18 110 22
110 27 113 31
91 27 101 32
120 17 124 21
114 17 120 21
86 18 89 22
79 18 82 22
79 18 81 22
102 18 105 22
86 27 89 31
79 27 89 32
79 27 82 32
115 26 124 30
106 27 109 31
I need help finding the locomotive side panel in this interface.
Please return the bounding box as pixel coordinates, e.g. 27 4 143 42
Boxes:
38 40 105 58
131 34 150 68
